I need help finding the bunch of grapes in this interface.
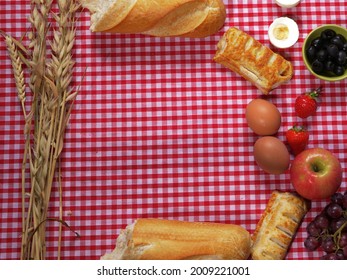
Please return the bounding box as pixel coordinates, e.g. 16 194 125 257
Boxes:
304 191 347 260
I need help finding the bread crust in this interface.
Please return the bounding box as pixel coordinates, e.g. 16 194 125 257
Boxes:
214 27 293 94
79 0 226 37
108 0 197 34
179 0 227 38
101 218 252 260
250 191 309 260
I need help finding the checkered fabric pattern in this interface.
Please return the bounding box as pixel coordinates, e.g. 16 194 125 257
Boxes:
1 0 346 260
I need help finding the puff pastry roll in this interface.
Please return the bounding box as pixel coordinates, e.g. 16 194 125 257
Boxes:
251 191 309 260
214 27 293 94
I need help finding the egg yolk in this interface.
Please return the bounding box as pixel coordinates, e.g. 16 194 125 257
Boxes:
273 24 289 40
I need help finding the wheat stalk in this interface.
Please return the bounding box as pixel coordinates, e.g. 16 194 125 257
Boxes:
18 0 55 260
45 0 80 259
3 33 33 260
3 0 79 260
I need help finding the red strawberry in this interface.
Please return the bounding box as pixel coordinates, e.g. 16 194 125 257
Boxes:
295 87 322 119
285 125 309 156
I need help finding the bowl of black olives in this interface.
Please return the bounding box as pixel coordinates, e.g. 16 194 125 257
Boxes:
303 24 347 81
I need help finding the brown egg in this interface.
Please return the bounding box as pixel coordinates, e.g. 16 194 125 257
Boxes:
253 136 290 175
246 99 281 136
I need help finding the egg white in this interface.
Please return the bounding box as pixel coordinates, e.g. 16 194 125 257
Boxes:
275 0 301 8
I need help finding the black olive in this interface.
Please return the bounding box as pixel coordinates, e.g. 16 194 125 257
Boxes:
331 35 345 49
333 65 345 76
327 44 339 58
336 34 347 44
306 45 317 61
321 29 336 41
312 59 324 74
322 40 331 50
311 37 324 49
337 50 347 65
325 60 335 72
343 42 347 51
316 49 328 62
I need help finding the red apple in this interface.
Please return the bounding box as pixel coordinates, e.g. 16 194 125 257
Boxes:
290 148 342 200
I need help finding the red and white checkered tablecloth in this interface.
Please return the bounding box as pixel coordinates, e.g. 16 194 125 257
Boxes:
1 0 346 260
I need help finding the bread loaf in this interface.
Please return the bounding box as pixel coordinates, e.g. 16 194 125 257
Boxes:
251 191 309 260
101 218 252 260
79 0 226 38
214 27 293 94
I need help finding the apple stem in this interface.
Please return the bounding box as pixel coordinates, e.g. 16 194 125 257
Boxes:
312 163 322 173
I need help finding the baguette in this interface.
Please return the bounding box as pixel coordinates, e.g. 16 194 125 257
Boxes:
101 218 252 260
79 0 226 38
251 191 309 260
214 27 293 94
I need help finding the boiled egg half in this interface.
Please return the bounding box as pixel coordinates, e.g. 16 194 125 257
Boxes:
268 17 299 49
275 0 301 8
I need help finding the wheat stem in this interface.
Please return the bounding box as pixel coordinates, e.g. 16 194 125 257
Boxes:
47 0 80 258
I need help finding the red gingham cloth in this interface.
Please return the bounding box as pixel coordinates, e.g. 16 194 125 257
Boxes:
1 0 346 260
